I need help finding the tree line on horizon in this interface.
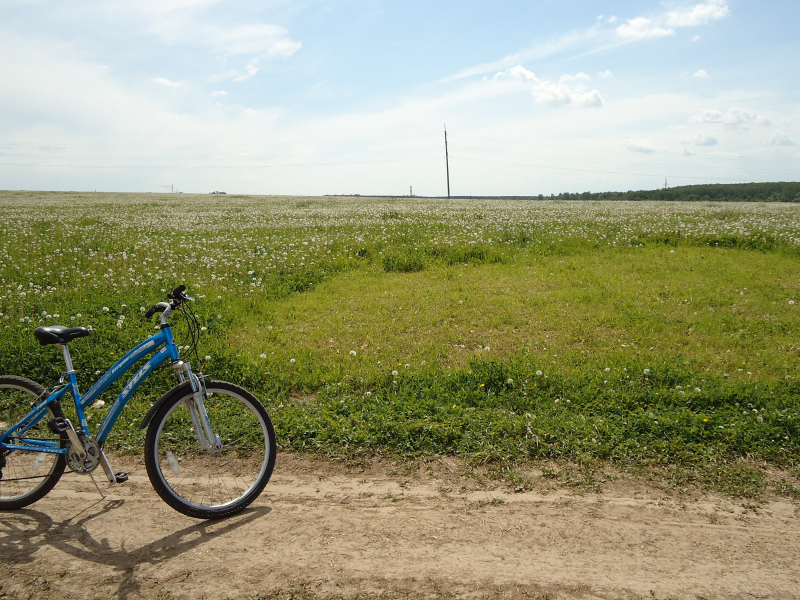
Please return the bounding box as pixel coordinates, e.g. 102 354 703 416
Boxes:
452 181 800 202
552 181 800 203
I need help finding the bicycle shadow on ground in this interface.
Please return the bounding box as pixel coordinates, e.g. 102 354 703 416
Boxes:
0 501 271 600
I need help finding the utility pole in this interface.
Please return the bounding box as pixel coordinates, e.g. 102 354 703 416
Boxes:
410 185 413 197
444 124 451 198
160 184 174 194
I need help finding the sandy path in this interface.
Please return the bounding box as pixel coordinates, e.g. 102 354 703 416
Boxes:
1 454 799 600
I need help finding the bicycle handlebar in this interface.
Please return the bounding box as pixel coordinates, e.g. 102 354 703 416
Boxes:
144 285 194 321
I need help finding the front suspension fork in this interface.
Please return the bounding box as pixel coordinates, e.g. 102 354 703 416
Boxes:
171 361 220 451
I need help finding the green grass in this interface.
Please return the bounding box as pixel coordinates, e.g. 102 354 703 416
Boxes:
1 192 799 496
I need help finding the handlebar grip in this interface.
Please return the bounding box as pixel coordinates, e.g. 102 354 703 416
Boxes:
169 285 186 300
145 305 166 319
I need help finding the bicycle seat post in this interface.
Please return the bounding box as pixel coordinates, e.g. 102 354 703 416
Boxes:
57 343 75 381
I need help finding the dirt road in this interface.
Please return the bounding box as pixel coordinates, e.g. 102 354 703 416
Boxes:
2 454 799 600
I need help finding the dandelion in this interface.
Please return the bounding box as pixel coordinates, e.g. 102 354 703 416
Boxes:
289 358 296 363
102 307 109 312
643 368 651 376
485 346 490 351
200 326 207 331
391 370 398 377
703 418 708 422
507 378 514 385
350 350 357 356
205 355 211 361
695 387 701 392
365 391 372 397
260 353 267 359
92 400 105 409
536 370 543 376
604 367 611 372
404 363 410 369
140 306 146 312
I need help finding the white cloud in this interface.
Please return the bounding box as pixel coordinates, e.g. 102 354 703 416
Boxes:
503 65 538 81
210 90 228 97
626 139 657 153
445 29 601 81
682 148 696 155
692 35 701 42
233 58 260 82
667 0 730 28
599 69 613 79
691 107 772 128
767 132 796 146
608 16 617 23
203 24 300 56
616 17 674 40
693 133 718 146
496 67 603 107
692 69 709 78
152 77 181 87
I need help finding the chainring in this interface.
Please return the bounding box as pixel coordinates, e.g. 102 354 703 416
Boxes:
67 435 101 473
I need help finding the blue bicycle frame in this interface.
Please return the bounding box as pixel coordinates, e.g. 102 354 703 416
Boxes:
0 327 181 456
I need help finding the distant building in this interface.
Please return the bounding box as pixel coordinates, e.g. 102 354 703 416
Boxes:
209 191 227 195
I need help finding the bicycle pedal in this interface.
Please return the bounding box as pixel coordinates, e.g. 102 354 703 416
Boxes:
114 472 129 484
48 417 68 434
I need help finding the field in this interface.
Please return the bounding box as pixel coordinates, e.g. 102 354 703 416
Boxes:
1 190 799 497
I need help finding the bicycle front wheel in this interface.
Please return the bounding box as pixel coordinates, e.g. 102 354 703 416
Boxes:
0 376 67 510
144 381 276 519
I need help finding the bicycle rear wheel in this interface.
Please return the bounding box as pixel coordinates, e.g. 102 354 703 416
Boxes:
144 380 276 519
0 376 67 509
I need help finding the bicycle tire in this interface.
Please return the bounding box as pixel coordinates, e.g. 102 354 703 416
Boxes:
0 375 67 510
144 380 276 519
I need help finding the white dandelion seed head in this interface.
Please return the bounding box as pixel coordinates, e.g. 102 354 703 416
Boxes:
102 307 109 312
205 355 211 361
392 370 399 377
644 368 651 376
200 326 207 331
404 363 410 368
507 378 514 385
536 370 543 376
92 400 105 409
604 367 611 372
260 353 267 359
350 350 357 356
290 358 296 363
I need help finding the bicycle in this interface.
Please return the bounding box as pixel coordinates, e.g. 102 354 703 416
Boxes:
0 285 276 519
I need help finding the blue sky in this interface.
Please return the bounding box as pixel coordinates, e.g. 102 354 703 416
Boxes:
1 0 798 195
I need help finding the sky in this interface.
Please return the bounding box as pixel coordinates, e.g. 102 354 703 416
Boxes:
1 0 798 196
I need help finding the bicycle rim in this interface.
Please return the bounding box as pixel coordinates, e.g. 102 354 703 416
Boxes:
0 378 65 506
150 384 272 515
